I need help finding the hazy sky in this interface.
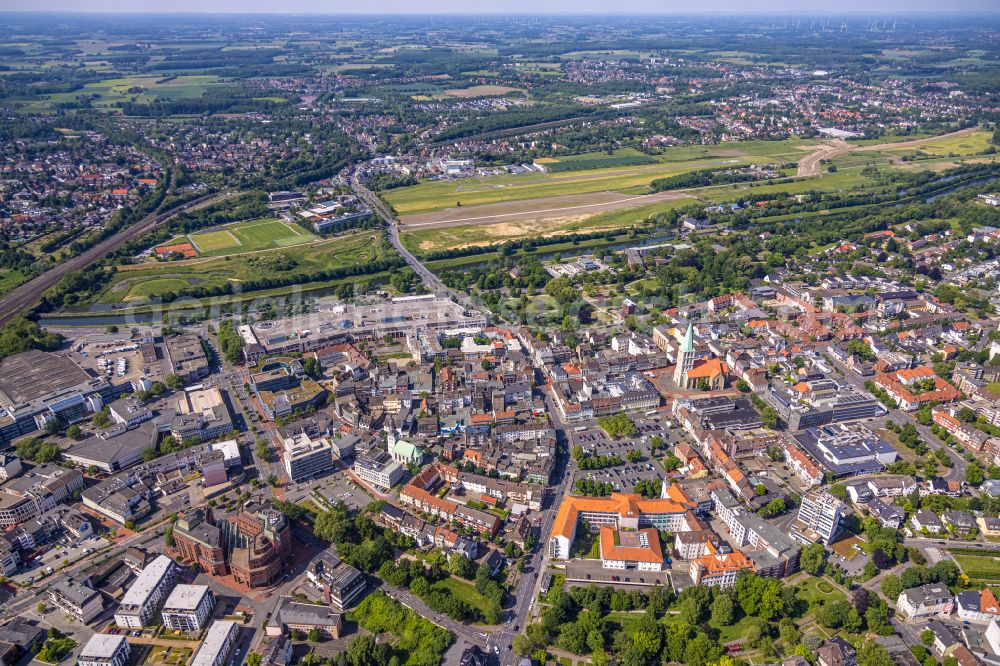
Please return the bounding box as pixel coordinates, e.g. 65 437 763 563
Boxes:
4 0 1000 12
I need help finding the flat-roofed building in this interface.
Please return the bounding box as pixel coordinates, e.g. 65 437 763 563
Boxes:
0 492 39 527
792 490 845 546
264 597 343 639
0 351 116 446
304 551 367 610
282 433 335 482
246 295 487 356
353 449 403 491
162 585 216 632
78 634 130 666
171 388 234 442
47 576 103 624
163 335 210 384
190 621 239 666
114 555 178 628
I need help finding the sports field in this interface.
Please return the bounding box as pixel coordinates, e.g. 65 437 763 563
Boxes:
182 218 317 257
106 231 376 303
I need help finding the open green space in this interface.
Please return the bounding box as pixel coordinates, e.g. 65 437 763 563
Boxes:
429 576 500 622
385 138 818 215
0 269 26 296
102 231 378 303
794 575 848 611
400 197 689 255
950 549 1000 581
178 218 317 257
43 75 226 109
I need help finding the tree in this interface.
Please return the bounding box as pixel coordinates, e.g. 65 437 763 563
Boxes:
164 374 184 390
307 627 322 642
346 635 389 666
66 424 82 440
931 560 960 586
800 544 826 575
164 525 175 548
246 654 262 666
710 592 735 626
857 641 894 666
303 356 322 379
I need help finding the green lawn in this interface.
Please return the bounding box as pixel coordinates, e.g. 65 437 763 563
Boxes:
430 576 500 621
189 230 240 252
794 576 847 612
102 231 379 303
951 550 1000 581
182 218 317 257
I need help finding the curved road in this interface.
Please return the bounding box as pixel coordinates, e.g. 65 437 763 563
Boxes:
0 190 229 328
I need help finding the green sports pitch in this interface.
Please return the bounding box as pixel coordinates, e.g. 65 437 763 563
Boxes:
184 218 317 256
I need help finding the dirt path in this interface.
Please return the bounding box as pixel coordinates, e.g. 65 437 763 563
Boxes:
795 126 981 177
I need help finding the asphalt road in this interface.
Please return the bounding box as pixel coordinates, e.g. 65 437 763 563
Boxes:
0 187 230 328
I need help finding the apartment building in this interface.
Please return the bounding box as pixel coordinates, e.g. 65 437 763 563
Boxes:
190 621 239 666
689 551 754 588
114 555 178 628
897 583 956 621
47 576 103 624
79 634 130 666
162 585 216 632
792 490 845 546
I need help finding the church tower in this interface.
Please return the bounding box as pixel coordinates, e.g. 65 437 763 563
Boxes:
673 323 696 387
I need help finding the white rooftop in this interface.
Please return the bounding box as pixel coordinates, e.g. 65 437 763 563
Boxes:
191 621 238 666
163 584 211 611
119 554 175 609
80 634 128 660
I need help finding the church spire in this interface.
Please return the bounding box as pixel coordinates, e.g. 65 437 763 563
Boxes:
681 322 695 353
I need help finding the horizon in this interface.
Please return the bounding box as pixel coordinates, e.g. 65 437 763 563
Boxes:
4 3 1000 14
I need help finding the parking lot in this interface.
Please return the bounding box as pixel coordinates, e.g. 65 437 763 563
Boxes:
11 534 107 585
303 471 373 510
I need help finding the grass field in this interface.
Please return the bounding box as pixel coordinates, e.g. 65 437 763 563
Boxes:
794 576 847 612
0 269 25 296
180 218 317 257
385 138 819 216
43 75 226 109
104 231 378 303
882 129 995 158
442 84 522 98
951 550 1000 581
430 576 500 622
401 197 689 255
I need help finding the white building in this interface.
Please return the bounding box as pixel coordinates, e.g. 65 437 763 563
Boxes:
78 634 130 666
162 584 216 632
114 555 178 628
352 451 403 491
897 583 955 621
190 621 239 666
792 490 844 545
282 433 335 482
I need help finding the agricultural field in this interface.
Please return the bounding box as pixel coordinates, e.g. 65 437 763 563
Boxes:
950 549 1000 582
103 231 378 303
544 148 657 172
442 84 523 98
176 218 317 257
42 75 227 109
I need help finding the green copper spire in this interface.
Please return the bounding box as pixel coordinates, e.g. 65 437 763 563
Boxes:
681 323 695 353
